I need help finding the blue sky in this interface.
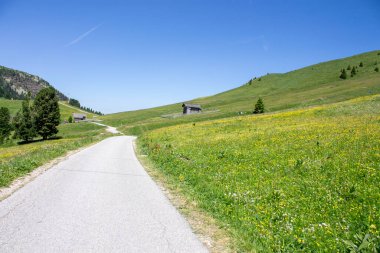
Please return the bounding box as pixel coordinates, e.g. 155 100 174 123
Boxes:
0 0 379 113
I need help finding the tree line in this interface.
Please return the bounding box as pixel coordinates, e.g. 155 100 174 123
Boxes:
69 98 103 115
0 87 60 143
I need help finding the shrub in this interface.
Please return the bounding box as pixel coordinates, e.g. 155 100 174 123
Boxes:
359 62 363 67
68 115 73 123
347 65 351 70
375 67 379 72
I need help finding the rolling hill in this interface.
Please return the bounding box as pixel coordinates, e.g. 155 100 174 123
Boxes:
100 50 380 135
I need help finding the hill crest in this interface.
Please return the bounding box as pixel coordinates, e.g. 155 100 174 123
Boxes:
0 65 67 100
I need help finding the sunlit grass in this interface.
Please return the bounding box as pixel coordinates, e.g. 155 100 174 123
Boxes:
139 95 380 252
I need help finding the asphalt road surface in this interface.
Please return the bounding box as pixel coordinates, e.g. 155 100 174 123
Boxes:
0 136 208 252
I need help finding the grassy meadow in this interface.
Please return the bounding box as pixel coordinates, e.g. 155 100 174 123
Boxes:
139 95 380 252
0 122 110 187
101 50 380 135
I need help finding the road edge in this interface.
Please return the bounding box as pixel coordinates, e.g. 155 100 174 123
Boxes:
132 138 236 253
0 138 108 201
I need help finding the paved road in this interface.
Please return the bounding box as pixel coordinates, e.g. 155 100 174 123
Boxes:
92 122 121 134
0 136 207 252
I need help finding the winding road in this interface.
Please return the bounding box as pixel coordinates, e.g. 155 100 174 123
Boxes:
0 136 207 252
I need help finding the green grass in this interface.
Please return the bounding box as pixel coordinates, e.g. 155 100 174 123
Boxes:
100 50 380 135
58 101 96 121
0 99 22 115
139 95 380 252
0 122 110 187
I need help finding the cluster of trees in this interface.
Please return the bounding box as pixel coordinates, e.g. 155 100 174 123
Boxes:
68 98 80 108
80 106 103 116
0 87 60 143
339 62 364 79
69 98 103 115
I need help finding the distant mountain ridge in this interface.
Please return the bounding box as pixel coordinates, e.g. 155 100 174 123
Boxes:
0 65 68 100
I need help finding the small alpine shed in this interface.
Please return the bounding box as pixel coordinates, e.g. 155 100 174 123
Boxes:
182 103 202 114
72 113 87 122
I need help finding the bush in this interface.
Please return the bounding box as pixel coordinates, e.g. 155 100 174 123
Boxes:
347 65 351 70
68 115 73 123
359 62 363 67
253 98 265 114
375 67 379 72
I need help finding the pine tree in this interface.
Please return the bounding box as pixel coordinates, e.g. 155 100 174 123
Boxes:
375 67 379 72
347 65 351 70
34 87 60 140
68 115 73 123
359 62 363 67
253 98 265 114
351 66 357 77
0 107 12 143
13 96 37 142
340 69 347 79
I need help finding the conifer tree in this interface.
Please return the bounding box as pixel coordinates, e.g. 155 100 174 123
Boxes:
0 107 12 143
34 87 60 140
340 69 347 79
253 98 265 114
14 95 37 142
351 66 357 77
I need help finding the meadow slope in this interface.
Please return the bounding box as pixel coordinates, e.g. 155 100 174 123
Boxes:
101 50 380 135
139 95 380 252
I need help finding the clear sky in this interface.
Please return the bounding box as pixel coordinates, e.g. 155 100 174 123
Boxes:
0 0 379 113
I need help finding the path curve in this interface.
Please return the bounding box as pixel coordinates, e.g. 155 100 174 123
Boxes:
92 122 121 134
0 136 207 252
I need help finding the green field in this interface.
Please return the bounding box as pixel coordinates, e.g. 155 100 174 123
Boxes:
139 95 380 252
101 50 380 135
0 122 110 187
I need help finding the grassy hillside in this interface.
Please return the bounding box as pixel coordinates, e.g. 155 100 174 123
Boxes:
101 50 380 135
139 95 380 252
0 99 95 121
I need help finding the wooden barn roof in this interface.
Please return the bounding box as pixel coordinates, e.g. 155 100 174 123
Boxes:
182 103 202 109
